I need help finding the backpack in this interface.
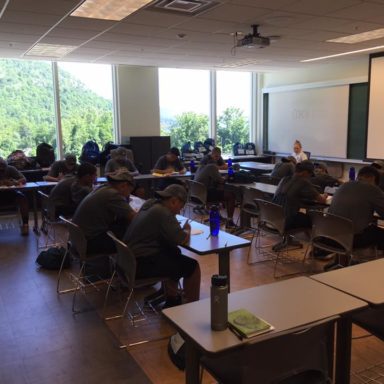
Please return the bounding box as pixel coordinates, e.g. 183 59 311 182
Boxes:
194 141 207 154
233 142 245 156
204 138 215 152
245 142 256 155
7 150 33 170
231 170 256 184
99 141 118 166
36 247 70 270
36 142 55 168
80 140 100 165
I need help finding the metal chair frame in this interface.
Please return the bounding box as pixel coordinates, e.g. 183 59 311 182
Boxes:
185 179 209 222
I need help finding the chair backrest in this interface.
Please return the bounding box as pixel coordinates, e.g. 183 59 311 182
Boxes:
304 151 311 160
107 231 136 291
38 190 56 222
309 211 354 254
255 198 286 235
186 179 207 206
59 216 87 259
257 175 282 186
241 187 264 215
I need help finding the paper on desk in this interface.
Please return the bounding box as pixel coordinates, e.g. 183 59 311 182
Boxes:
191 229 204 235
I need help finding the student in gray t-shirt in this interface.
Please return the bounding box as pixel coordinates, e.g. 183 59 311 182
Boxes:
271 156 296 179
200 147 228 170
73 170 136 255
48 162 97 218
124 184 200 306
329 166 384 250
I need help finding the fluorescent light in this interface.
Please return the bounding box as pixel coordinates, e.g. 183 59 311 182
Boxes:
25 43 78 58
71 0 153 21
301 45 384 62
327 28 384 44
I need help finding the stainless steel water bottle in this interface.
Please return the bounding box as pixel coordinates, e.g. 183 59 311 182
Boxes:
211 274 228 331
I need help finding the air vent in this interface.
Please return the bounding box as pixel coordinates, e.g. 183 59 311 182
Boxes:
148 0 219 15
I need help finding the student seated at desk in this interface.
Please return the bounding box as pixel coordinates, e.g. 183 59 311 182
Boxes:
271 156 296 179
48 162 97 218
329 166 384 253
194 163 237 229
104 147 139 176
73 169 136 256
124 184 200 307
292 140 308 163
0 157 29 235
273 161 327 249
153 147 186 190
43 153 79 182
200 146 228 170
371 160 384 191
310 162 341 192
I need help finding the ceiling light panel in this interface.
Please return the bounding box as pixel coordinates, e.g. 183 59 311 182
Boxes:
327 28 384 43
71 0 153 21
25 43 77 58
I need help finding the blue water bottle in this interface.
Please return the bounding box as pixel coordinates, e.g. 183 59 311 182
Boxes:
190 159 196 173
227 158 233 168
349 166 355 181
209 205 220 236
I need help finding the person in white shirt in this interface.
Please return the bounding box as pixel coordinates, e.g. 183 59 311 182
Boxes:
292 140 308 163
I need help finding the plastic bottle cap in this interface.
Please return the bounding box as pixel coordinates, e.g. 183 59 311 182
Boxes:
211 274 227 286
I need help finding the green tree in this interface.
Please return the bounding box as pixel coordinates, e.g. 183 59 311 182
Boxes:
217 107 249 154
168 111 209 149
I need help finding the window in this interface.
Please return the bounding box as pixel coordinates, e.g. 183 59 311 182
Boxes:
216 71 251 155
57 62 114 157
159 68 210 150
0 59 56 157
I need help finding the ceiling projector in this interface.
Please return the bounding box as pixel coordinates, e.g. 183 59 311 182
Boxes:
236 25 270 48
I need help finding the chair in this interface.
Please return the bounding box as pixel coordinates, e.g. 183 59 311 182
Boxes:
103 231 169 322
200 317 336 384
255 199 310 278
185 179 209 222
304 151 311 160
256 174 281 185
57 216 113 313
36 190 66 250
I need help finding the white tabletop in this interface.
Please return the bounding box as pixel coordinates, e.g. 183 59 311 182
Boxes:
163 276 367 354
311 258 384 306
240 162 275 171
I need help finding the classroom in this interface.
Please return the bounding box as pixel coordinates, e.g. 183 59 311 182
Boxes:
2 1 384 383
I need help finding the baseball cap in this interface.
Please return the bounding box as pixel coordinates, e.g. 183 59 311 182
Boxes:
65 153 77 165
156 184 187 203
372 160 384 170
106 169 134 184
111 147 129 158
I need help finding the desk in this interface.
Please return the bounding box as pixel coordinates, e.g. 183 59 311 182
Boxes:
163 276 367 384
223 155 273 163
311 260 384 383
229 181 277 195
178 217 250 291
97 171 194 184
239 162 275 174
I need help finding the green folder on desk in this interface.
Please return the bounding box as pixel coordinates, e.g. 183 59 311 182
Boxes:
228 309 274 338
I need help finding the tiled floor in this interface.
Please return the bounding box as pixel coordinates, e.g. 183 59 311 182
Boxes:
0 228 151 384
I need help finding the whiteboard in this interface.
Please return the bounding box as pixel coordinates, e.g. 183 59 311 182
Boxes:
367 55 384 159
267 85 349 158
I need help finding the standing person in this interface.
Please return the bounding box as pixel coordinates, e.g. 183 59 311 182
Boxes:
292 140 308 163
124 184 200 306
194 163 237 228
43 153 79 182
48 162 97 218
0 157 29 235
152 147 187 190
72 169 136 255
200 147 228 170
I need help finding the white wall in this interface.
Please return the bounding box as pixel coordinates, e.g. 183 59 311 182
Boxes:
115 65 160 142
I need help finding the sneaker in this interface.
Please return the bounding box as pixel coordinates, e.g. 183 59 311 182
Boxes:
20 224 29 236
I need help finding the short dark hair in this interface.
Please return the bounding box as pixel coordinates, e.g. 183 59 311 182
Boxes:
77 162 97 178
358 166 380 185
295 160 314 174
169 147 180 157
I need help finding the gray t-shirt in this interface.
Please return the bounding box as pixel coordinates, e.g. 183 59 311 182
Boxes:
124 199 187 258
271 162 295 179
194 164 223 189
273 175 319 217
200 154 225 167
105 158 137 174
48 160 78 178
0 165 25 183
73 184 134 239
153 155 184 172
329 180 384 234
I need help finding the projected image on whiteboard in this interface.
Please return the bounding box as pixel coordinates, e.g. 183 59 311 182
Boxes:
268 85 349 158
367 55 384 160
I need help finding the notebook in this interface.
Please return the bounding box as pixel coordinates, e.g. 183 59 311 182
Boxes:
228 309 274 338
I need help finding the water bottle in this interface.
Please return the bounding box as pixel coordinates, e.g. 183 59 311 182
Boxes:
349 166 356 181
210 274 228 331
227 158 233 168
209 205 220 236
190 159 196 173
228 166 234 182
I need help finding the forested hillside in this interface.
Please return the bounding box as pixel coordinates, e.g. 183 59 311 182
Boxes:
0 59 113 158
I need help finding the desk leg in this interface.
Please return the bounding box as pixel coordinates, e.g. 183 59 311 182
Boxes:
218 250 230 292
335 316 352 384
31 189 39 235
185 340 201 384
